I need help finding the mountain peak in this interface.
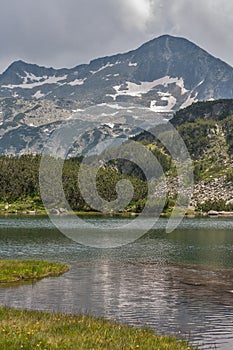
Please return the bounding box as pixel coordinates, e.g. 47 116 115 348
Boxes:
137 34 204 54
152 34 186 42
4 60 51 73
5 59 30 71
0 35 233 107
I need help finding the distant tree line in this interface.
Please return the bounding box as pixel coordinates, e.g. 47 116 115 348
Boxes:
0 155 149 212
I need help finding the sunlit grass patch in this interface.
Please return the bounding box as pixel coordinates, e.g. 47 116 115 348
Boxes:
0 260 69 283
0 307 197 350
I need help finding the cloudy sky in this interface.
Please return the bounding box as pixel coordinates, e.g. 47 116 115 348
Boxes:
0 0 233 73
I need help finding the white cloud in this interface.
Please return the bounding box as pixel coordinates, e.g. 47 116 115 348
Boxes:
117 0 153 31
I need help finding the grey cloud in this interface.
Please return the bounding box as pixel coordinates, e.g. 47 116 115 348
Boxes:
0 0 232 73
147 0 233 65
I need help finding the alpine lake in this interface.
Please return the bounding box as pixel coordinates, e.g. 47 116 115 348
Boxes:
0 215 232 350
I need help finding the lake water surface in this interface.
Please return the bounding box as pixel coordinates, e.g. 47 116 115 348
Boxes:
0 215 232 349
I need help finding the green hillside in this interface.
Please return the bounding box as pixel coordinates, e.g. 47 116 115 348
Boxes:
135 99 233 212
0 99 232 214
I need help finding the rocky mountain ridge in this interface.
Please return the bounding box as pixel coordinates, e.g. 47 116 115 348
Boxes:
1 35 233 113
1 34 233 157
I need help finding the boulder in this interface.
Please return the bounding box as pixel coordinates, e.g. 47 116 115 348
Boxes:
50 208 60 215
208 210 219 216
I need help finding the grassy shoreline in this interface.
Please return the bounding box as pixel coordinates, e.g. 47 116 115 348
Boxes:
1 199 233 218
0 307 196 350
0 260 69 284
1 208 233 219
0 260 197 349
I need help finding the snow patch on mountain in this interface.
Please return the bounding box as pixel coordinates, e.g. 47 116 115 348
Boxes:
151 76 188 93
150 92 177 112
23 72 46 84
90 62 119 75
33 90 45 99
109 76 189 100
68 78 86 86
2 75 67 89
180 93 198 109
99 103 128 110
128 62 138 67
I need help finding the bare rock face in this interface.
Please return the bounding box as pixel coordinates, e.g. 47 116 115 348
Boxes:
191 176 233 206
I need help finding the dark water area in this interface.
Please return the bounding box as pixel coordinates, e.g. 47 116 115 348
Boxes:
0 215 232 349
